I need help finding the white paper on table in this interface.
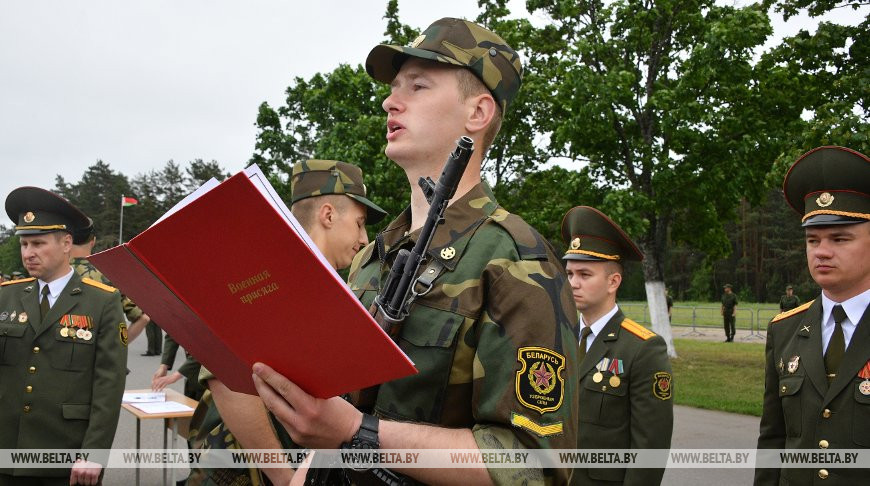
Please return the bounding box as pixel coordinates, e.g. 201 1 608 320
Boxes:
122 392 166 403
130 401 194 414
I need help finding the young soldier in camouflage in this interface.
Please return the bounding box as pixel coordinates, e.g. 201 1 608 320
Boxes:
253 18 580 486
185 160 386 486
70 218 151 343
755 146 870 485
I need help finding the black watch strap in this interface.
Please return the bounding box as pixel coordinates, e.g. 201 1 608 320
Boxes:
353 413 380 448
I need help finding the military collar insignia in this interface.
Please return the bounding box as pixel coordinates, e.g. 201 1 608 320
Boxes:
71 287 82 295
789 356 801 373
24 285 34 293
800 325 811 334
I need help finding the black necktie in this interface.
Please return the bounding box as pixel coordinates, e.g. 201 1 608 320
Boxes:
824 305 847 382
40 286 51 323
579 326 592 363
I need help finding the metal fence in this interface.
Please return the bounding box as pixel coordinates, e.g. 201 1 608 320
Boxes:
620 303 782 341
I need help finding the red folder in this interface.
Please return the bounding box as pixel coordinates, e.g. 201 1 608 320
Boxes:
89 166 416 397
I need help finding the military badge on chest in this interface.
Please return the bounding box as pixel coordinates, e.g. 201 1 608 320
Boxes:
59 314 94 341
787 355 800 374
858 361 870 396
516 347 566 413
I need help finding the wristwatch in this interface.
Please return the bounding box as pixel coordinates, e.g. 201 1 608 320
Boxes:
341 413 380 471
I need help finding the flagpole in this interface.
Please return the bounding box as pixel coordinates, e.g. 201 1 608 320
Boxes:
119 194 125 245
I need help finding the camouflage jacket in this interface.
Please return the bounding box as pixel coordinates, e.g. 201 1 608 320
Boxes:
71 257 143 323
349 182 580 485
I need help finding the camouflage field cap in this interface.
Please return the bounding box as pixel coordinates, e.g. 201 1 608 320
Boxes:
786 284 794 290
560 206 643 262
5 186 90 237
724 284 733 289
290 159 387 224
783 146 870 227
365 17 523 112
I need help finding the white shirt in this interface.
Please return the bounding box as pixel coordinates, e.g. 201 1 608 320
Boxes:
579 304 620 353
821 288 870 353
37 266 75 309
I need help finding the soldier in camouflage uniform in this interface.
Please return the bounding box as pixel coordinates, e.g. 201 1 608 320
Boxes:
152 333 204 400
779 285 801 312
562 206 673 486
70 217 151 342
253 18 580 485
186 160 386 486
0 187 127 485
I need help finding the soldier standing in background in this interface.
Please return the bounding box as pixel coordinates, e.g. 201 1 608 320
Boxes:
755 146 870 485
70 217 150 343
779 284 801 312
722 283 738 342
562 206 673 486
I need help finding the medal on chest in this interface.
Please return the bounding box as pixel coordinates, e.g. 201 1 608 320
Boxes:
858 361 870 396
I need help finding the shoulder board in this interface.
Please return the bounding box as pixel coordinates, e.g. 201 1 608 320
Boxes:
1 277 36 286
771 300 814 324
487 210 552 261
621 318 656 340
82 277 117 293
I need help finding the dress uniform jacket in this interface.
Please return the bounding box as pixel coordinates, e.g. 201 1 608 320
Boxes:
572 310 674 486
0 272 127 477
755 299 870 485
349 182 580 486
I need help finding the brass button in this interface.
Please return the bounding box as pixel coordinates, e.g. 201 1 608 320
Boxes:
819 440 829 449
23 405 31 413
32 346 40 353
28 366 36 374
781 385 787 393
25 386 32 393
822 409 831 418
818 469 828 479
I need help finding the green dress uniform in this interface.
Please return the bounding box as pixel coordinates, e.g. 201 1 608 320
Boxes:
71 256 144 324
755 145 870 485
349 183 580 486
561 206 673 486
0 273 128 478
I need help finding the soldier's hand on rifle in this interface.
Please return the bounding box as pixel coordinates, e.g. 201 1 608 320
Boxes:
252 362 362 449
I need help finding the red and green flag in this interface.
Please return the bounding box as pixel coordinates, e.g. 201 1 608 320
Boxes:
122 196 138 207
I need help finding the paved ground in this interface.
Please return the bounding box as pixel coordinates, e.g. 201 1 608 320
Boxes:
102 331 763 485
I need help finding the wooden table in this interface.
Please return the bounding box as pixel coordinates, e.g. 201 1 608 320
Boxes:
121 388 198 486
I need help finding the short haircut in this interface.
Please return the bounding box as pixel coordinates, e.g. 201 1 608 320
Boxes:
605 260 624 278
455 68 502 156
290 194 349 231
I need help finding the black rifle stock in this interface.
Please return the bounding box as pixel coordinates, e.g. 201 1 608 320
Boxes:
372 136 474 339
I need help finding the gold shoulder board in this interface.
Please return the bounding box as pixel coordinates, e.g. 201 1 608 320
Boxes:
621 318 656 340
82 277 117 293
771 300 814 324
0 277 36 286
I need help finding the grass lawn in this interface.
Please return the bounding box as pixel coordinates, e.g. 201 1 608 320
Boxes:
670 338 766 416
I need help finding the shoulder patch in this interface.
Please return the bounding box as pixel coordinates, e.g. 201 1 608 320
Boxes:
771 300 814 324
621 318 656 340
515 346 566 414
82 277 117 293
1 277 35 286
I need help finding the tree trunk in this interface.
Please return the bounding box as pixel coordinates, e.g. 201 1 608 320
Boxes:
640 216 677 358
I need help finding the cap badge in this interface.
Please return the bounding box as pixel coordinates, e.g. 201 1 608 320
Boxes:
411 34 426 48
570 237 581 250
816 192 834 208
23 212 35 223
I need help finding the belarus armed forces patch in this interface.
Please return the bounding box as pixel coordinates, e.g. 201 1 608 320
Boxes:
516 347 565 414
653 371 672 400
119 322 128 346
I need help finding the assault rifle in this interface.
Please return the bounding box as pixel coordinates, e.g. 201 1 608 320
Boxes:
372 135 474 338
